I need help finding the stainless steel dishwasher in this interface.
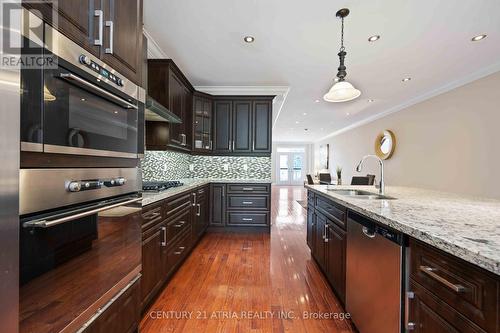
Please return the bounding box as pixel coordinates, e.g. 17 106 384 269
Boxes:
346 211 405 333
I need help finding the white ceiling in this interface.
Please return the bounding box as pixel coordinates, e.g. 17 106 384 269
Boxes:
144 0 500 142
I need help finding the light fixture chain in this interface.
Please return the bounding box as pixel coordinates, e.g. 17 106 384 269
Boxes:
340 17 345 52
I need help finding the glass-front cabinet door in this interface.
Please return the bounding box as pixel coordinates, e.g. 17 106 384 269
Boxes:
193 94 212 152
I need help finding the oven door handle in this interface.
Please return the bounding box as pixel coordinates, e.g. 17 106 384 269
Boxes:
58 73 138 110
23 197 142 228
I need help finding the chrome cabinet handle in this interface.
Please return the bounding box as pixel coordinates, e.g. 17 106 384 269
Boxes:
232 140 235 151
144 211 160 220
324 224 329 242
405 291 415 330
174 251 182 255
160 226 167 247
94 10 103 45
192 192 197 206
228 140 231 150
419 265 465 293
179 134 187 146
58 73 137 109
23 197 142 228
362 226 376 238
242 187 254 191
105 20 114 54
242 201 253 205
174 221 186 228
242 218 253 221
222 186 225 197
196 204 201 216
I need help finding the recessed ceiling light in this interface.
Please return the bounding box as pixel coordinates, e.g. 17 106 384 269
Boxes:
114 111 118 114
346 112 350 116
244 36 255 43
402 77 412 82
471 34 487 42
303 112 307 116
320 128 324 131
367 99 374 102
315 99 320 103
80 98 86 101
368 35 380 42
295 121 299 124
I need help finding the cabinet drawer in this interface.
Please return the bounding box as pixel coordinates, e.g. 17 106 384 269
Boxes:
226 184 270 194
409 239 498 333
141 203 164 231
227 212 269 226
167 229 191 271
165 193 192 218
316 196 346 229
227 195 269 210
409 279 487 333
166 208 191 244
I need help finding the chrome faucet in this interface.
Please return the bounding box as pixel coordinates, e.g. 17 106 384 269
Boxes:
355 155 385 195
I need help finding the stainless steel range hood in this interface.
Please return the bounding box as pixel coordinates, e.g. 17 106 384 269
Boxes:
145 96 182 123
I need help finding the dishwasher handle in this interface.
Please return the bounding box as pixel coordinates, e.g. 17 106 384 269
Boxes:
348 211 404 245
362 226 376 238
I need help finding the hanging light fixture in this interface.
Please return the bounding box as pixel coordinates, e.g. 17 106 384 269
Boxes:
323 8 361 103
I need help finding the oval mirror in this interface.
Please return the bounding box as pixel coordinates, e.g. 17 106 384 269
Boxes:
374 130 396 160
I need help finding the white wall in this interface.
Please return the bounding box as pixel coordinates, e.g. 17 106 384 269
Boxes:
315 71 500 199
272 142 314 184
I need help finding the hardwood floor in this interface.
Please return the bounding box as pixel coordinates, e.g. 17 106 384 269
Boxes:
140 185 355 333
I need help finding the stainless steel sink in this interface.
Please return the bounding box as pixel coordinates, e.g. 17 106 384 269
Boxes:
327 188 396 200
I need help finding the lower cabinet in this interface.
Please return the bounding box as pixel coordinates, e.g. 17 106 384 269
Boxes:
210 183 271 229
140 186 207 311
407 239 499 333
83 278 140 333
307 191 349 306
210 184 225 227
141 223 166 308
325 221 346 303
193 185 209 238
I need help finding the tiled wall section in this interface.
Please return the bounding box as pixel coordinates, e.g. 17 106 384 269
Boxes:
141 151 271 181
141 151 192 181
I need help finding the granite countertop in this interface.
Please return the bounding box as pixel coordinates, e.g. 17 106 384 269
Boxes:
141 178 271 206
305 184 500 276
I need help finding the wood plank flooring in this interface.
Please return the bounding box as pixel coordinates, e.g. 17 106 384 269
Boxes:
140 185 355 333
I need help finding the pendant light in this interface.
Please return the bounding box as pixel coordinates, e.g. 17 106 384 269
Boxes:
323 8 361 103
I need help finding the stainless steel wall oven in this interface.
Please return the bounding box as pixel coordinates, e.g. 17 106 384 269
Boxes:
21 22 145 159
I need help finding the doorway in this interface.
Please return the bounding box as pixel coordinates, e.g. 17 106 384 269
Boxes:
276 148 306 185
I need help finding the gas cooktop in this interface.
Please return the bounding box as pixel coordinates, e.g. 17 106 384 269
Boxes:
142 181 184 192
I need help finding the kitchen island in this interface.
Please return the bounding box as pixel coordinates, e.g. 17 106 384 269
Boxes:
305 184 500 333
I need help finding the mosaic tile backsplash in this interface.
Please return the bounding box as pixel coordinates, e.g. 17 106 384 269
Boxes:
141 151 271 181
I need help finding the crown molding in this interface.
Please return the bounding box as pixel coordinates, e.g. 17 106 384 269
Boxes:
317 62 500 142
143 28 168 59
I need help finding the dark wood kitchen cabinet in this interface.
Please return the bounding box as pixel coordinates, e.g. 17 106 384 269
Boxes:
325 220 346 304
213 97 273 156
210 184 226 227
100 0 143 85
25 0 144 85
307 190 348 305
147 59 194 152
232 100 252 153
193 186 209 239
407 239 499 333
192 92 213 152
213 100 233 153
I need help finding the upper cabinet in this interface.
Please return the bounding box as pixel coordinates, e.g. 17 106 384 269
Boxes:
147 59 194 152
213 97 273 156
192 92 213 153
100 0 143 85
24 0 144 85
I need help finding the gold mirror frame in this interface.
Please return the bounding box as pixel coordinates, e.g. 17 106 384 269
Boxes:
374 130 396 160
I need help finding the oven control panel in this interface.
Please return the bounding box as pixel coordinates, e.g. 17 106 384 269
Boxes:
79 55 124 87
67 177 127 192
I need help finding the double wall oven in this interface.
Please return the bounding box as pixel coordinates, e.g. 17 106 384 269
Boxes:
19 15 144 333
